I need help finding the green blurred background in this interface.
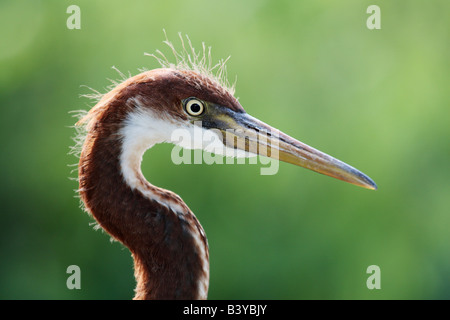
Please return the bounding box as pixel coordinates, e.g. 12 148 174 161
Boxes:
0 0 449 299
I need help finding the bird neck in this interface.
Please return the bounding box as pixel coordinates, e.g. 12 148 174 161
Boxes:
78 113 209 299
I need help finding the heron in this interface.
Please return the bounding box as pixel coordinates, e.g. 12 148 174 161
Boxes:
75 37 376 300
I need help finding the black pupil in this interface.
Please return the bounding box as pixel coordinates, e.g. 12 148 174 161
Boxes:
190 103 201 113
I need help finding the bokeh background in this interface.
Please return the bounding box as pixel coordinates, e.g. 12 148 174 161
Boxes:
0 0 448 299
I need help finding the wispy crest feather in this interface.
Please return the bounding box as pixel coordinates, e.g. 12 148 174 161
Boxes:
145 31 236 96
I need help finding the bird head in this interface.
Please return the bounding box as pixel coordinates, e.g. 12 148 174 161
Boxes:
81 67 376 191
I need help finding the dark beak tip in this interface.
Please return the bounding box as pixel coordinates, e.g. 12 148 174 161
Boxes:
367 183 378 191
362 176 377 191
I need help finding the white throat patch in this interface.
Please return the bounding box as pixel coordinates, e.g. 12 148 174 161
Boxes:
118 98 251 202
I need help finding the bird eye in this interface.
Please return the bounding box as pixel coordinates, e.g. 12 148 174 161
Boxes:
184 98 205 116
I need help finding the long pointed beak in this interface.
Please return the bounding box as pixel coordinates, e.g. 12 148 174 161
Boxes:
217 111 377 190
